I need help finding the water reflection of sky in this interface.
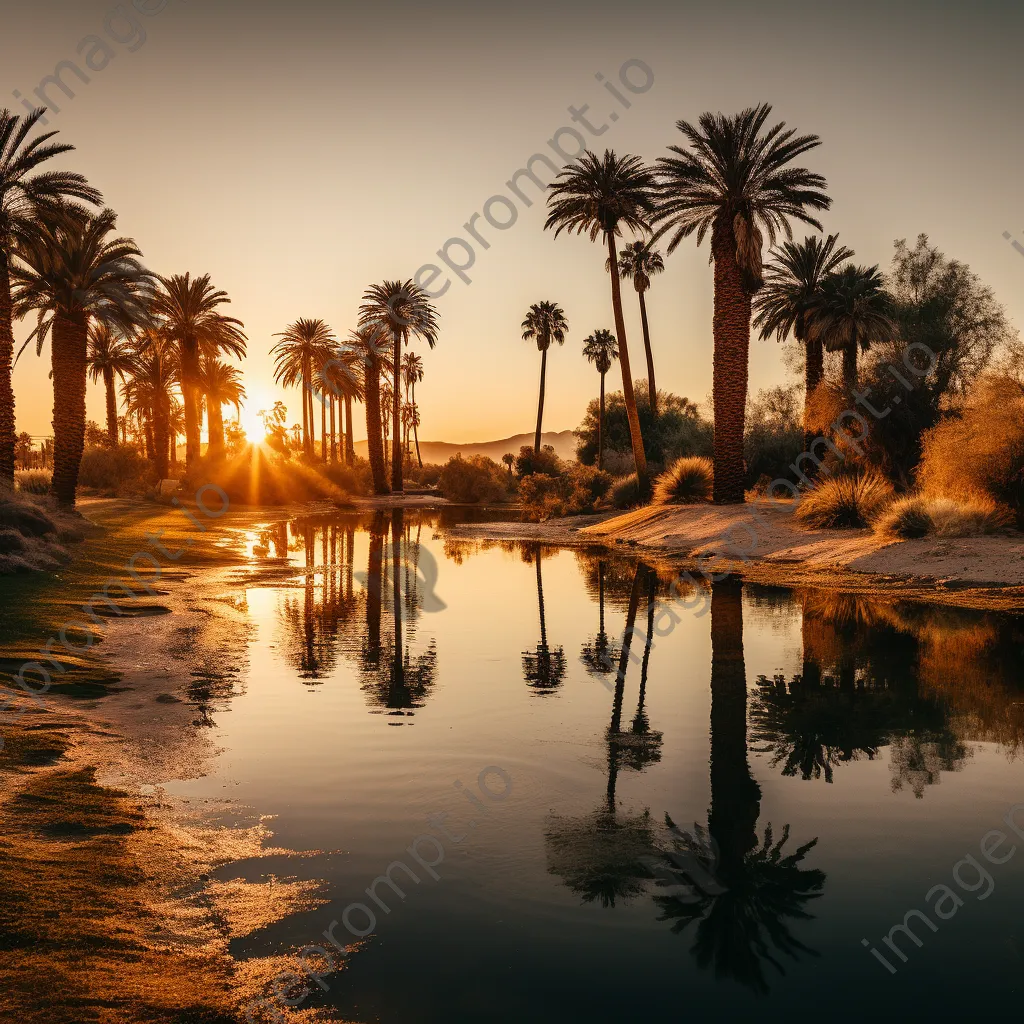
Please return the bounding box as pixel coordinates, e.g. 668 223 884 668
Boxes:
164 511 1024 1023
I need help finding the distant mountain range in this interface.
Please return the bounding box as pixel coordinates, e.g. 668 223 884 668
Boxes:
354 430 577 466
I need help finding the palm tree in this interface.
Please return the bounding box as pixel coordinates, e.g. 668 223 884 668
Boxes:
654 105 831 503
359 281 439 493
348 325 391 494
520 301 568 454
12 208 153 504
522 545 567 695
582 329 619 470
401 351 424 465
123 330 177 479
0 106 101 485
271 318 335 457
613 241 664 415
502 452 515 477
87 323 133 446
325 345 362 465
807 263 897 393
153 273 246 466
753 234 854 453
198 356 245 458
546 150 656 495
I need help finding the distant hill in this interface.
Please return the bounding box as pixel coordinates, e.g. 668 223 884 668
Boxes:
354 430 577 466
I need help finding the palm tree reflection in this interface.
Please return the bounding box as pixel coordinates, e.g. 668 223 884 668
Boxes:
522 545 567 695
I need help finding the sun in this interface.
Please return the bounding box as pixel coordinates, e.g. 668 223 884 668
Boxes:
240 406 267 440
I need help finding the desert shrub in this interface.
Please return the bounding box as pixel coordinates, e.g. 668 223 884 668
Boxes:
575 382 713 467
182 448 346 506
514 444 563 478
875 493 1013 539
795 471 895 529
744 386 804 486
323 457 373 496
15 470 51 495
437 455 511 504
610 473 643 510
918 375 1024 526
519 464 612 520
405 462 443 487
78 445 154 494
653 456 713 505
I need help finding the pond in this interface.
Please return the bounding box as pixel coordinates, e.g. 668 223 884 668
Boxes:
164 509 1024 1022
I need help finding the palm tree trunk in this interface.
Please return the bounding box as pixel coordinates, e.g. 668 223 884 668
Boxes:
181 341 201 467
330 396 337 463
344 394 355 465
103 368 118 447
0 252 15 486
153 391 170 480
638 288 657 416
842 329 858 394
50 312 89 506
598 371 605 470
411 380 423 467
710 215 751 504
392 509 404 683
321 390 327 463
534 346 548 454
364 360 389 494
207 400 225 459
302 360 310 456
308 382 316 458
366 516 385 664
803 330 824 456
609 561 645 805
606 236 649 496
391 330 404 492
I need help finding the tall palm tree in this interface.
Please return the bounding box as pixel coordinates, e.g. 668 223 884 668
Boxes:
401 351 424 464
271 318 335 458
123 331 177 479
546 150 656 495
582 328 618 470
12 208 153 504
348 324 391 494
359 281 439 493
198 356 245 458
0 106 101 485
753 234 853 453
613 241 664 415
326 345 363 466
87 323 133 446
807 263 897 393
654 105 831 503
521 301 568 454
153 273 246 466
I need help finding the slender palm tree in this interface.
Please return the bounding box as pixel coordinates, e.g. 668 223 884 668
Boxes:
12 208 153 504
198 356 245 458
359 281 439 493
753 235 853 453
123 330 178 479
807 264 897 393
87 323 133 446
582 328 618 470
654 105 831 503
0 106 101 485
153 273 246 466
521 301 568 454
325 345 363 466
401 351 424 464
271 318 335 457
546 150 656 496
348 324 391 494
612 241 664 415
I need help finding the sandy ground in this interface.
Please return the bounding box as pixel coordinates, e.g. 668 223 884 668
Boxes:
455 501 1024 611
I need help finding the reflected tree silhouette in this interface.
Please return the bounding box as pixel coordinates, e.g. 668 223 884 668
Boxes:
579 559 621 681
523 544 567 695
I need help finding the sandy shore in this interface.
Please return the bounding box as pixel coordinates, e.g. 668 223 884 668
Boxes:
454 500 1024 611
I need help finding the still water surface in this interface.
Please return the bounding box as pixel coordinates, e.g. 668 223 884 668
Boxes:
169 509 1024 1022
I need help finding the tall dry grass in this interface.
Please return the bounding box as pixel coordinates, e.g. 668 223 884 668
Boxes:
794 471 895 529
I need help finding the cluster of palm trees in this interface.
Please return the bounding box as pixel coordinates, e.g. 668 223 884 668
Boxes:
271 280 438 496
519 104 842 504
0 106 249 504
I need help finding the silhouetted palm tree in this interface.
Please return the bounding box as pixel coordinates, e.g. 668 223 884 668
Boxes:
582 329 618 470
0 106 101 484
122 330 177 479
401 351 424 464
87 323 133 446
271 318 335 458
199 356 245 458
359 281 439 493
613 241 664 415
522 545 567 694
521 301 568 453
753 234 853 453
348 325 391 494
655 105 831 503
807 263 897 393
546 150 656 495
12 208 154 504
154 273 246 466
579 559 620 678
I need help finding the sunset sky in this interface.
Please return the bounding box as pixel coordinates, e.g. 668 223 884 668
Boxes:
7 0 1024 443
